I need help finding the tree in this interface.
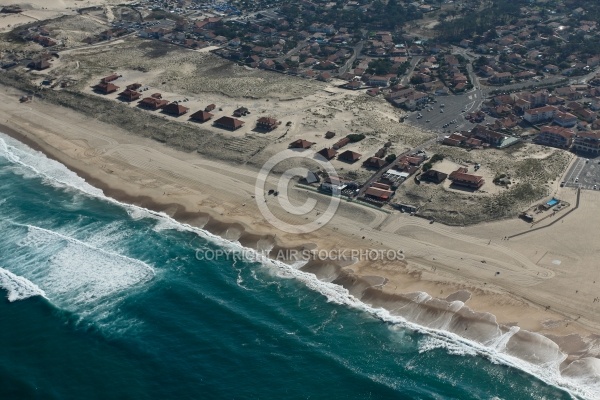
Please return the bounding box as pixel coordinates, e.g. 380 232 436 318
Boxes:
367 59 393 75
385 154 397 163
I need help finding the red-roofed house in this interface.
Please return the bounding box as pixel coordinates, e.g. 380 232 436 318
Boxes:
317 148 337 160
449 167 485 189
471 125 506 147
289 139 314 149
332 137 350 150
256 117 280 131
338 150 362 163
364 186 394 201
94 82 119 94
553 112 578 128
573 131 600 155
214 116 244 131
189 110 214 123
101 74 119 83
363 157 386 169
163 103 189 116
523 106 558 124
139 97 169 110
535 126 575 149
118 89 141 102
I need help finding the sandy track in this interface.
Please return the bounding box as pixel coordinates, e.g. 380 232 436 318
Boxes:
2 77 600 358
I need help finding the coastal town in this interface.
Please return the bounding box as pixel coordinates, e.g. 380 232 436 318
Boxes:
2 1 600 398
2 0 600 222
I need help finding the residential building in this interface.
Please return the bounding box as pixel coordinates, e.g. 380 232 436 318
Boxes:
256 117 280 131
471 125 506 147
535 126 575 149
118 89 141 102
523 106 558 124
289 139 314 149
338 150 361 163
214 116 244 131
101 74 119 83
317 148 337 160
233 107 249 117
138 97 168 110
163 103 189 116
420 169 448 184
364 186 394 202
368 75 391 87
320 177 346 193
572 131 600 155
448 167 485 189
490 72 512 84
94 82 119 94
332 137 350 150
363 157 386 169
189 110 214 123
553 111 578 128
442 133 468 147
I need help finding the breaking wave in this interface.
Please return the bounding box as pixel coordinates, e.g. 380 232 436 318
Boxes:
0 133 598 399
0 267 46 302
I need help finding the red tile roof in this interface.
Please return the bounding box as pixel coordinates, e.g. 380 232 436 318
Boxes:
365 187 393 200
189 110 214 122
163 103 189 116
289 139 314 149
214 116 244 130
338 150 362 162
317 148 337 160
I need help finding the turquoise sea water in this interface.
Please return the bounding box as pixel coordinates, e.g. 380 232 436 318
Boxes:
0 134 594 400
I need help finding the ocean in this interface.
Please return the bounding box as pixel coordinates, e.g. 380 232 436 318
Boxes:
0 133 595 400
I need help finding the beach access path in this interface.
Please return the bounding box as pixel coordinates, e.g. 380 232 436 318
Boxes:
1 83 600 347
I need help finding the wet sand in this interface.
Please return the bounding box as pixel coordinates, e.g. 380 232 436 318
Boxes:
1 84 600 386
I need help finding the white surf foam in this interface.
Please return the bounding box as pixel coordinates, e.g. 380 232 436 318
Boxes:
0 135 104 197
14 223 155 309
0 266 46 302
488 325 520 352
0 133 597 399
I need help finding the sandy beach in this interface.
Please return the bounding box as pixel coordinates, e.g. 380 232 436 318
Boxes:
1 82 600 379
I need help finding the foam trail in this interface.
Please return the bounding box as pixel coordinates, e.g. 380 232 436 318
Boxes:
14 223 155 308
488 326 520 352
0 267 46 302
0 136 104 196
0 133 596 399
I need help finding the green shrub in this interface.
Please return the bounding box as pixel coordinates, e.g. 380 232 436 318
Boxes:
347 133 366 143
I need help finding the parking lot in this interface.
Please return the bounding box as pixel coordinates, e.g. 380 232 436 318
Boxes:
405 89 487 133
563 156 600 190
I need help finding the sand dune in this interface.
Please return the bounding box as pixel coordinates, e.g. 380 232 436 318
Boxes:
1 84 599 384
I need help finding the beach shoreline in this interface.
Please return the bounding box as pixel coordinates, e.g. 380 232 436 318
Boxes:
1 83 600 391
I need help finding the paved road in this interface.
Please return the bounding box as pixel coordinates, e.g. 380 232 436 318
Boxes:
338 42 364 76
563 156 600 190
274 39 308 63
400 56 422 85
451 45 589 94
568 66 600 85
